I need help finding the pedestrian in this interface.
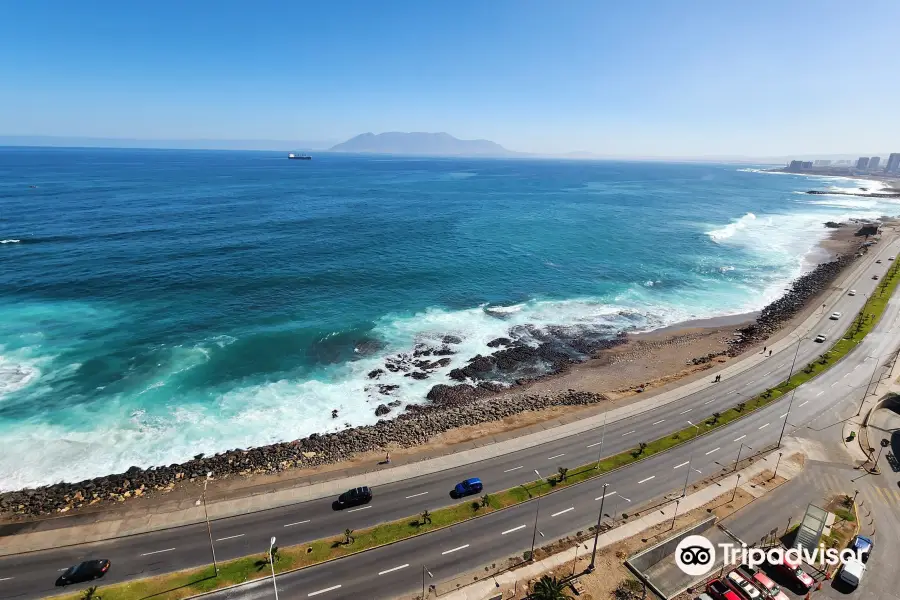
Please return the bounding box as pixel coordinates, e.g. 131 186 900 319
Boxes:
763 346 767 354
385 452 391 464
769 350 773 356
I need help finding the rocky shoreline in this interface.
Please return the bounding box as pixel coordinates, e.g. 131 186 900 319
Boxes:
0 248 866 519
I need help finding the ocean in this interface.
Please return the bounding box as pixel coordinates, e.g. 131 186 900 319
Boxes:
0 148 893 490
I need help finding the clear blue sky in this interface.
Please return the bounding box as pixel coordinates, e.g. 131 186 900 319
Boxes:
2 0 898 156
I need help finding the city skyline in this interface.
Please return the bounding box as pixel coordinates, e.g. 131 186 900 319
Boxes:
2 1 900 157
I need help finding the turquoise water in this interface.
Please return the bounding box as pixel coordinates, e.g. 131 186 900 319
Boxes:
0 148 892 489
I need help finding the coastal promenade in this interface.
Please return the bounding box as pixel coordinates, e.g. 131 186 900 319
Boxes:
1 232 898 599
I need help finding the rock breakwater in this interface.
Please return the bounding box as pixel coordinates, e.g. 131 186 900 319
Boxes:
0 390 607 518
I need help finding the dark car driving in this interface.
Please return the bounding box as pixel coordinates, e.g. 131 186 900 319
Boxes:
452 477 483 498
334 486 372 509
56 559 110 586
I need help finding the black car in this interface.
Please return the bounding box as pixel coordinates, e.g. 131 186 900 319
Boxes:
334 486 372 508
56 559 110 586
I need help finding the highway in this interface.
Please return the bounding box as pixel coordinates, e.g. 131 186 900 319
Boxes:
1 237 899 600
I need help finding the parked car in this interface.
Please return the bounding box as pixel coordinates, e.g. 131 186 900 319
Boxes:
751 572 789 600
707 579 741 600
838 557 866 588
726 569 761 599
772 555 814 591
694 594 714 600
889 256 895 261
873 274 879 280
850 534 873 563
334 486 372 508
453 477 483 498
814 334 827 343
876 259 882 264
830 312 842 320
848 289 857 296
56 559 110 586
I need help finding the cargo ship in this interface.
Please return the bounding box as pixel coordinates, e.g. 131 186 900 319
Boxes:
288 153 312 160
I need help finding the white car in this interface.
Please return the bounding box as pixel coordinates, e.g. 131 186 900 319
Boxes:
726 570 761 599
839 557 866 588
890 256 895 261
830 312 842 320
848 289 857 296
814 334 827 343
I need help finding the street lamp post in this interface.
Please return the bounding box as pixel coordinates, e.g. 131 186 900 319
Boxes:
671 499 680 530
530 469 543 560
734 443 752 472
731 474 742 502
777 334 808 449
269 536 278 600
586 483 609 573
771 452 783 480
422 565 433 599
594 411 609 470
196 471 218 575
682 421 701 497
857 355 882 416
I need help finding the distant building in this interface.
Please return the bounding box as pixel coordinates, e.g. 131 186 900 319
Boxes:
886 153 900 173
856 157 870 170
868 156 881 170
801 161 813 169
814 159 832 167
789 160 804 170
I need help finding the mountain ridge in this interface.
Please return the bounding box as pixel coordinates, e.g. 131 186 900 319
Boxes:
329 131 519 156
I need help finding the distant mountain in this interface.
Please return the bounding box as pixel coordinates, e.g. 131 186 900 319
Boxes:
330 132 518 156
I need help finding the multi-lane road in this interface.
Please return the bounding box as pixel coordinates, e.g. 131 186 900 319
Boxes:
2 237 900 600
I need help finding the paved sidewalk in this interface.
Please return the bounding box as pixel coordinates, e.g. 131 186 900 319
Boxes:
438 447 804 600
3 235 895 556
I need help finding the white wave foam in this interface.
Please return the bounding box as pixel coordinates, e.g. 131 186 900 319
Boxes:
0 239 21 244
707 213 757 241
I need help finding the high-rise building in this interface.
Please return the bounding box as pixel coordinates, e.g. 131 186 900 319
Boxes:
789 160 803 170
857 157 870 170
868 157 881 170
886 153 900 173
801 161 813 169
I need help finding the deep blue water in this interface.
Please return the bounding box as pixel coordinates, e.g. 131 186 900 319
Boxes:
0 147 891 488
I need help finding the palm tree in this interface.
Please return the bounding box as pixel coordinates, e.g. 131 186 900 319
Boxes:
531 575 568 600
344 528 355 545
638 442 648 455
80 587 101 600
421 509 432 525
737 402 746 412
711 411 721 425
268 545 280 564
480 494 491 508
557 466 568 483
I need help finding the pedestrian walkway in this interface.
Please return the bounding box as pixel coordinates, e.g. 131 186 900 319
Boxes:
4 236 897 556
438 448 804 600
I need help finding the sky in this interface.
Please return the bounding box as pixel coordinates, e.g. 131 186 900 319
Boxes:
2 0 899 157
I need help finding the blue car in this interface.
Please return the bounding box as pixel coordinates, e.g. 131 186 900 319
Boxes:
850 535 873 563
453 478 483 498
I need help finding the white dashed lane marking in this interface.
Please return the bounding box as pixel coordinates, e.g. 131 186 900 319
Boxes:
284 520 311 528
442 544 469 555
378 564 409 575
674 461 689 469
347 506 371 513
759 423 770 430
308 585 342 597
215 534 244 541
141 548 176 556
816 391 824 397
706 447 720 455
502 525 526 535
679 409 692 415
622 430 636 436
653 419 665 425
405 492 428 499
551 507 574 517
503 466 523 472
638 476 656 484
799 401 809 407
547 453 566 460
734 435 746 442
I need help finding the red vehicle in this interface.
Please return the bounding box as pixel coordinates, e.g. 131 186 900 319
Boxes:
706 579 741 600
751 572 789 600
772 555 814 591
